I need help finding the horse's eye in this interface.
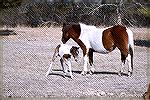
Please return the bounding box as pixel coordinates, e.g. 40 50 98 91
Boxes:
66 32 69 37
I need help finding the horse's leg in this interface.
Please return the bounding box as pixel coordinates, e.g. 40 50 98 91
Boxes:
89 49 94 75
76 40 89 75
126 45 134 76
118 52 127 76
81 54 88 75
126 54 132 76
81 48 89 75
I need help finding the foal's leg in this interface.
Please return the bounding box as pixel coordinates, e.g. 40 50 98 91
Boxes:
60 58 67 74
46 62 53 77
65 58 73 78
46 45 59 77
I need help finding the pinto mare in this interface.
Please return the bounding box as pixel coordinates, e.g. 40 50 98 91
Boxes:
46 44 79 78
61 23 134 76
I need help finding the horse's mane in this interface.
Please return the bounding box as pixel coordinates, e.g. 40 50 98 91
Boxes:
112 25 126 31
62 22 80 34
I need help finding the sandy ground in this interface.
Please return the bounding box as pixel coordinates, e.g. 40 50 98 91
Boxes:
1 27 149 99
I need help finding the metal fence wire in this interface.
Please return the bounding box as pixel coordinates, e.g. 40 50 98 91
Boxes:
0 2 149 27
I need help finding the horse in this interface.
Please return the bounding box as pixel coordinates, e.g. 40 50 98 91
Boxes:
46 44 79 78
61 23 134 76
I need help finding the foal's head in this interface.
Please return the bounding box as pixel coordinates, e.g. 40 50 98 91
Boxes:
70 46 80 62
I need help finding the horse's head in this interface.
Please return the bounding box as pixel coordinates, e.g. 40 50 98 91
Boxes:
61 23 81 44
70 46 80 62
61 23 70 44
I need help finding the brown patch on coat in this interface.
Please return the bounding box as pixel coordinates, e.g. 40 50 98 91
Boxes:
70 46 79 60
102 25 129 60
63 54 71 59
102 28 115 52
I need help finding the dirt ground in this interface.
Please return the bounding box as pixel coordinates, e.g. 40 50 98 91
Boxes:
1 26 149 99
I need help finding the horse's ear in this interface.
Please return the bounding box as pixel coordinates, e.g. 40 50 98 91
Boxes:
63 23 67 28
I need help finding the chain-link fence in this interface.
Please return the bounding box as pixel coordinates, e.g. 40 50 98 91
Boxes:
0 2 149 27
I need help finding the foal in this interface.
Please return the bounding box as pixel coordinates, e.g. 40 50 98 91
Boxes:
46 44 79 78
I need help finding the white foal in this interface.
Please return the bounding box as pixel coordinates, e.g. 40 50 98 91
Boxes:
46 44 79 78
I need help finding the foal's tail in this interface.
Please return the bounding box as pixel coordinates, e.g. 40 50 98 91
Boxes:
51 44 61 62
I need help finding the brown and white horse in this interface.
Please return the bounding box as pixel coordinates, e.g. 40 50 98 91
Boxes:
61 23 134 76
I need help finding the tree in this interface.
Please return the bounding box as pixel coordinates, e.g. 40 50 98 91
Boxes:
0 0 22 9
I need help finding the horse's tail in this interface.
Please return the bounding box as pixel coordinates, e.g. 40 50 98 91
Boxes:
129 45 134 72
127 28 134 75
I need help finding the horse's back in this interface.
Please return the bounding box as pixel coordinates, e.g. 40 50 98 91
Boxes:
79 23 109 53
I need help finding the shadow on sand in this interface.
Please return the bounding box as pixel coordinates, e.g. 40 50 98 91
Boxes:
48 69 129 77
134 40 150 47
73 70 129 76
0 30 16 36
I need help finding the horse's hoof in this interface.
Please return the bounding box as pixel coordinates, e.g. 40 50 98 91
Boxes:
46 71 52 77
89 68 95 75
81 71 87 76
64 72 67 76
70 75 73 79
118 71 122 76
89 70 94 75
46 73 49 77
69 73 73 78
46 72 50 77
128 71 132 77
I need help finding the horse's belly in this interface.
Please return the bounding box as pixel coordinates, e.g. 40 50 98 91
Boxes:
91 40 109 54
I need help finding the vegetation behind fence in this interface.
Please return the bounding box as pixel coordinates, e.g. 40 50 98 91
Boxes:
0 0 149 27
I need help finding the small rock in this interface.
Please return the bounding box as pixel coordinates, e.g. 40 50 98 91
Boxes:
97 90 106 96
107 92 114 96
120 92 126 97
